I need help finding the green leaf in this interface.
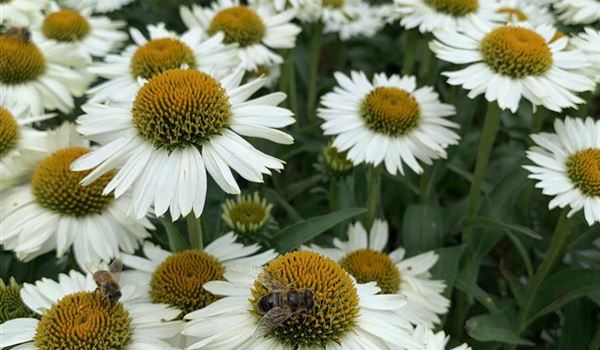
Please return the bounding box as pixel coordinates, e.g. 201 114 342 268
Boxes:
462 216 542 240
271 208 366 252
500 266 526 307
466 310 534 346
159 217 189 252
284 175 324 200
446 162 491 193
263 187 304 223
504 231 534 277
402 205 444 255
528 268 600 325
431 245 465 300
456 274 499 313
558 300 594 350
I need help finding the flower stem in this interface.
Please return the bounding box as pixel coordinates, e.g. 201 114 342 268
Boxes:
419 166 430 204
517 208 572 333
329 179 343 236
329 179 339 213
589 322 600 350
278 50 289 105
402 29 419 75
186 213 203 249
463 102 503 243
576 91 592 118
287 51 298 118
419 34 438 86
307 22 323 125
365 166 382 229
530 107 546 134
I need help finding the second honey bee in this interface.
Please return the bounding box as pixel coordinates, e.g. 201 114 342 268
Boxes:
254 269 315 337
4 27 31 41
91 259 123 304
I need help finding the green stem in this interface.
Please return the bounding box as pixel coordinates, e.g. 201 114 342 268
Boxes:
419 166 429 204
589 322 600 350
329 179 339 213
576 91 593 118
365 166 382 229
329 179 342 237
424 53 439 87
307 22 323 125
418 34 438 86
463 102 503 243
287 51 298 118
517 208 572 333
278 51 289 106
402 30 419 75
186 213 203 249
530 107 546 134
451 103 502 340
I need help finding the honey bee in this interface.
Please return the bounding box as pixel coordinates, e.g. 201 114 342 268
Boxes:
4 27 31 41
91 259 123 304
253 269 315 338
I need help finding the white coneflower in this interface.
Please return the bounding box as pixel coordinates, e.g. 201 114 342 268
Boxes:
393 0 500 33
246 64 281 89
571 27 600 83
61 0 135 13
304 220 450 328
525 117 600 226
494 0 555 25
0 278 37 323
0 123 152 267
221 192 274 234
33 3 128 59
249 0 322 22
430 20 595 113
0 28 90 114
554 0 600 25
180 0 301 71
87 23 239 104
0 0 48 27
322 142 355 175
323 0 387 40
0 270 183 350
0 100 54 191
121 233 277 315
183 251 422 349
72 68 295 220
318 71 459 175
412 325 472 350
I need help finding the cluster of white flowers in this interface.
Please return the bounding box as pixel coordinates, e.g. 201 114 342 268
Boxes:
0 0 598 349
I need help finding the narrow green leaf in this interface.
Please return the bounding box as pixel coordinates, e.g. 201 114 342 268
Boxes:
528 268 600 325
402 205 444 255
558 300 594 350
462 215 542 240
159 217 188 252
263 187 304 223
271 208 366 252
285 175 324 200
500 266 526 307
504 230 534 277
431 245 465 300
466 310 535 346
456 274 499 313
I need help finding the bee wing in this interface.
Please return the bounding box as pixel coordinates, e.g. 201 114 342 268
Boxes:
252 267 291 292
109 259 123 283
85 262 98 275
253 306 294 338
